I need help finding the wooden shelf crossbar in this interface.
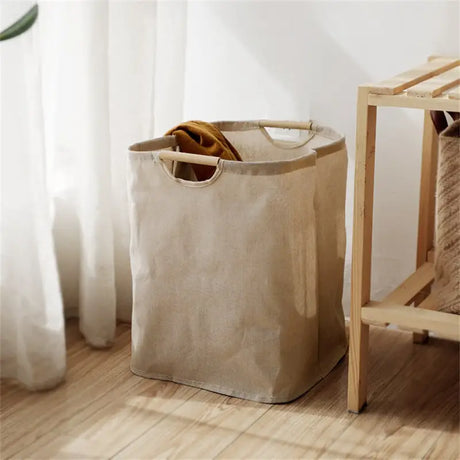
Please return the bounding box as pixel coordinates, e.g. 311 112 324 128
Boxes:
381 262 434 306
362 303 460 342
360 261 460 341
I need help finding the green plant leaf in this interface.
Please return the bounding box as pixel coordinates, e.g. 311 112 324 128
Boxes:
0 4 38 42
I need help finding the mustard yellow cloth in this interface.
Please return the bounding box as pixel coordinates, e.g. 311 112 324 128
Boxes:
166 121 242 180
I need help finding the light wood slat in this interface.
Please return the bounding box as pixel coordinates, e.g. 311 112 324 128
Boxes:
368 93 460 111
362 302 460 341
394 325 426 335
347 86 376 413
417 119 438 271
382 262 434 305
446 85 460 100
407 66 460 97
428 54 459 62
369 58 460 95
418 292 438 311
258 120 313 130
158 150 219 166
413 115 438 344
362 321 426 335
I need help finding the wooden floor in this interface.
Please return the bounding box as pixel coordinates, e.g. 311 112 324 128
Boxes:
1 320 458 460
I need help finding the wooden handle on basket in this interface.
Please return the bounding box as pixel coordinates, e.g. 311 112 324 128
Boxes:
158 151 220 167
258 120 313 130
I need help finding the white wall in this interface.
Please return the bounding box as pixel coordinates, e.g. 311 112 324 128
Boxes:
181 0 459 312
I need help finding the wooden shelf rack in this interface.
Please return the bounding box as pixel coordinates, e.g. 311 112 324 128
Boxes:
348 56 460 413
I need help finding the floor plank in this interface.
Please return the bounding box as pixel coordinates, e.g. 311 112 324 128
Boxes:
113 390 270 459
1 321 458 460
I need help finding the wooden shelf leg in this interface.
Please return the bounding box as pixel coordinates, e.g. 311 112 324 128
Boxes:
414 110 438 344
348 87 376 413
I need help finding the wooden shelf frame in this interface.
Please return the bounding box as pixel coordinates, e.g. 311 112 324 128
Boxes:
347 57 460 413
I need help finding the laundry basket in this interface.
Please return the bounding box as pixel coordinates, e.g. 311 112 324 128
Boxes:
127 120 348 403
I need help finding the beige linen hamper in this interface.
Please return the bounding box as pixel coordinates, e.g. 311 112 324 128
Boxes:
127 120 348 403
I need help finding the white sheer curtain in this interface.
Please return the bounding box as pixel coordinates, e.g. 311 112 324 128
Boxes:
1 0 187 389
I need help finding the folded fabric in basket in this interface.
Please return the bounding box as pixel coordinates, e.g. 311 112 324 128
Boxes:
166 120 243 180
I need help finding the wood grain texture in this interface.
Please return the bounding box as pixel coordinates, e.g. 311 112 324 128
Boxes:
1 321 457 460
159 150 220 166
382 262 434 305
446 85 460 100
368 57 460 95
414 111 439 343
258 120 313 130
407 66 460 98
347 56 460 420
362 302 460 341
418 292 439 311
347 86 376 413
367 93 460 111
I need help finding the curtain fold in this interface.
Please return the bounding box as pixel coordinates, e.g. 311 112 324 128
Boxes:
1 2 66 390
43 0 117 347
1 0 187 389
